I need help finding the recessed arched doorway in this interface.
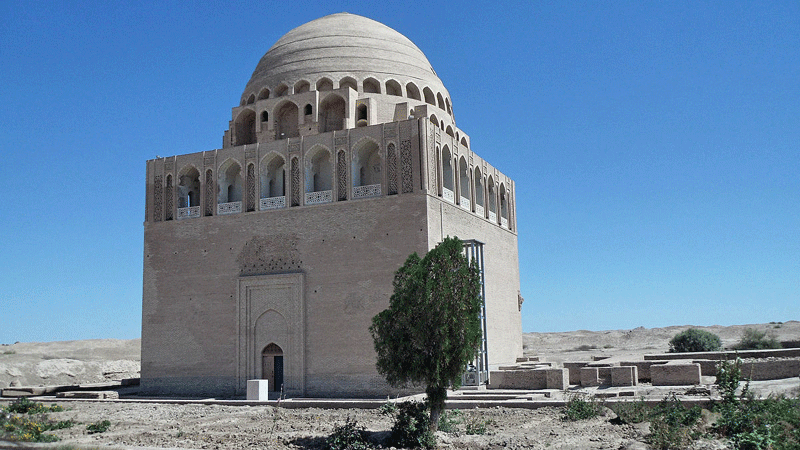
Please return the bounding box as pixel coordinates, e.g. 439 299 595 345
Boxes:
261 343 284 392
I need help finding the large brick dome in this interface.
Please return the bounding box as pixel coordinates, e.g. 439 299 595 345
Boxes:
240 13 450 107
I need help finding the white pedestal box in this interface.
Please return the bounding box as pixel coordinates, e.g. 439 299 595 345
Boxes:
246 379 269 400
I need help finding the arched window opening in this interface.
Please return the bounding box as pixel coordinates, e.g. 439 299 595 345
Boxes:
261 111 268 123
423 87 435 105
386 79 402 96
304 104 312 116
319 95 345 133
258 88 270 100
430 115 439 129
437 92 445 110
500 184 509 228
446 98 452 115
406 82 421 101
474 168 484 216
305 147 332 204
446 125 454 138
177 167 201 219
352 140 381 198
316 77 333 91
461 137 469 148
441 146 454 202
234 109 256 146
340 76 357 91
356 104 367 127
294 80 310 93
488 177 497 222
363 77 380 93
246 94 255 105
259 154 286 210
274 102 299 139
459 157 470 208
261 343 283 393
217 160 243 214
275 84 288 97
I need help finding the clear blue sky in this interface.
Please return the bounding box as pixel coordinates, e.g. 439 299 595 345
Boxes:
1 1 797 343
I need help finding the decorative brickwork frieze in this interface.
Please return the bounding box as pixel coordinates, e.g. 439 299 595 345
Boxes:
291 157 300 206
165 175 174 221
387 143 397 195
204 169 214 216
246 163 256 212
400 140 413 193
337 150 347 201
153 175 163 222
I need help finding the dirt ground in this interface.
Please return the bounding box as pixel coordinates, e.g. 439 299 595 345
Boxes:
1 321 798 449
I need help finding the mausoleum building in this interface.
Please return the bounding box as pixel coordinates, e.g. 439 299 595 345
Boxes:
141 13 522 397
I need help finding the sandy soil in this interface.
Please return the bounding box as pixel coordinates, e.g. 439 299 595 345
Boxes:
1 322 798 449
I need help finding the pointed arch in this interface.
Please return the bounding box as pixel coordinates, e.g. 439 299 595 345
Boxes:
423 87 435 105
177 165 200 219
257 87 270 100
500 183 509 228
459 157 470 207
246 94 255 105
217 159 243 213
352 138 381 198
340 76 357 91
446 97 452 115
234 109 256 146
385 79 402 96
430 114 439 129
319 94 345 133
441 145 454 202
406 82 421 100
316 77 333 91
363 77 381 93
260 153 286 209
275 83 289 97
474 167 484 216
487 175 497 222
274 101 299 139
446 125 454 138
204 168 214 216
294 80 310 93
305 145 332 204
437 92 445 110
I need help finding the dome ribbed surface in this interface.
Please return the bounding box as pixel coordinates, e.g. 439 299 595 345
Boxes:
242 13 448 99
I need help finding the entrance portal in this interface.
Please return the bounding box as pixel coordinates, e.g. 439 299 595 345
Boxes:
261 343 284 392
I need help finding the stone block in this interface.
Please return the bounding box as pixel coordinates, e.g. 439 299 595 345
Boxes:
489 369 551 389
246 379 269 400
542 368 568 389
580 367 600 387
651 363 701 386
564 362 589 385
611 366 638 387
56 391 120 399
620 361 666 381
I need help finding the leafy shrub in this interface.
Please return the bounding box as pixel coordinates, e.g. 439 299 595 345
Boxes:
562 394 600 421
648 394 702 450
1 398 72 442
731 328 781 350
377 400 397 417
389 401 435 449
668 328 721 353
464 416 493 435
86 420 110 434
437 409 461 433
326 417 372 450
609 398 651 424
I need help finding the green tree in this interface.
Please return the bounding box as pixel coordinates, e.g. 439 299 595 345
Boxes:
370 236 483 433
668 328 721 353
